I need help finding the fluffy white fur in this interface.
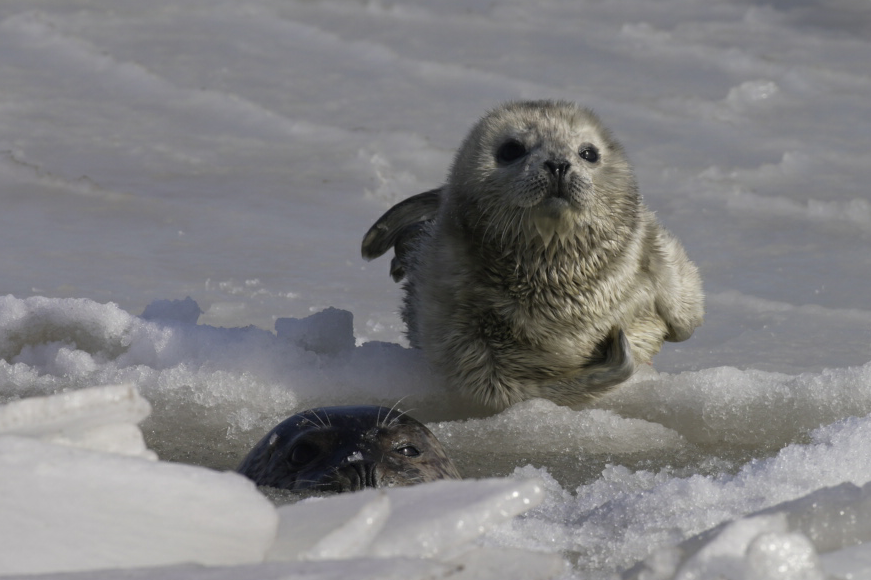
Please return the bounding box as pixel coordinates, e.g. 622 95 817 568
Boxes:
363 101 703 409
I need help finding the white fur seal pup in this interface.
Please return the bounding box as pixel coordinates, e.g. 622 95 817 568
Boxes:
237 406 460 492
362 100 703 409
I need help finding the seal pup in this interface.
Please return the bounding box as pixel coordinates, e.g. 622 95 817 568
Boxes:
236 405 460 492
362 100 703 409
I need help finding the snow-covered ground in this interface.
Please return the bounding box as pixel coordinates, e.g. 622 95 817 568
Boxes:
1 0 870 578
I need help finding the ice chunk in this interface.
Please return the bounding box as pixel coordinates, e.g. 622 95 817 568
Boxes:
275 307 355 355
268 477 546 562
624 513 796 580
7 551 565 580
0 295 133 362
757 481 871 553
624 480 871 580
820 542 871 580
595 362 871 450
676 514 794 580
443 546 566 580
367 477 546 559
0 436 277 575
268 490 391 561
745 532 824 580
140 297 203 324
430 398 686 455
266 477 562 578
0 557 501 580
0 384 155 459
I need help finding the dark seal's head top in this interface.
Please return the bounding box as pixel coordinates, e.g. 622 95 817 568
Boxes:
237 405 460 492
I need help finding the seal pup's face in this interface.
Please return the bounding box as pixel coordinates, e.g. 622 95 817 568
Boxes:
448 100 639 246
236 405 460 492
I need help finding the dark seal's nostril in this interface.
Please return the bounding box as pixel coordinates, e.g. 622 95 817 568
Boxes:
365 462 379 488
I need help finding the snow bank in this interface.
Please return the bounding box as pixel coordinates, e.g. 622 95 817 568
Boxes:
268 476 550 562
484 413 871 579
2 295 871 579
0 295 462 470
625 479 871 580
0 385 277 575
0 435 278 575
0 384 560 579
8 386 870 580
0 383 154 459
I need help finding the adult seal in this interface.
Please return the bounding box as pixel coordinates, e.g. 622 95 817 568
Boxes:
236 405 460 492
362 100 704 409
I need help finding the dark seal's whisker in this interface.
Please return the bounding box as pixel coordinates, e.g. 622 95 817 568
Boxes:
236 405 461 493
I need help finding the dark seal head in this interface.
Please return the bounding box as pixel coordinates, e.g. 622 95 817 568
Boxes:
236 405 460 492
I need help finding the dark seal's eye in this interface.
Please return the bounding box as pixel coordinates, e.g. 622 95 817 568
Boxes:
289 441 319 466
496 140 528 164
394 445 421 457
579 146 599 163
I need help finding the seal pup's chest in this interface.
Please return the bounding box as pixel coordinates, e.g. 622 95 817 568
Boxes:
477 248 631 353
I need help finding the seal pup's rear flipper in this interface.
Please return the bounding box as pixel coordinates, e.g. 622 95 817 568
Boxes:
388 221 429 282
361 188 441 261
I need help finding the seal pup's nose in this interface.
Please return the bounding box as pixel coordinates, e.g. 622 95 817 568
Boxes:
544 159 571 180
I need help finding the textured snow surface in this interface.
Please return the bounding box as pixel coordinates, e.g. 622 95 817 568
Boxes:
1 0 870 578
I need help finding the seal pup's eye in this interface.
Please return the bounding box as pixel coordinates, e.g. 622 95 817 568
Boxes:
496 139 528 164
289 441 319 466
579 145 600 163
394 445 421 457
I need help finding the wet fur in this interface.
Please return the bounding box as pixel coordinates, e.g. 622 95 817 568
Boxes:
362 101 704 409
237 405 460 492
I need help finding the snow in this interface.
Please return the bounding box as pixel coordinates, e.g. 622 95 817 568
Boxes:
0 434 278 575
0 386 559 578
0 0 870 578
268 476 547 561
0 383 155 459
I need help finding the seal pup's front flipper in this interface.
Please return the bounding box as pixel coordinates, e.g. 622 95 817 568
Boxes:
578 327 635 392
647 226 705 343
544 328 635 405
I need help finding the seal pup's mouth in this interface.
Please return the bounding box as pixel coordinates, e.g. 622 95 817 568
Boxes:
529 204 578 246
527 182 585 246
